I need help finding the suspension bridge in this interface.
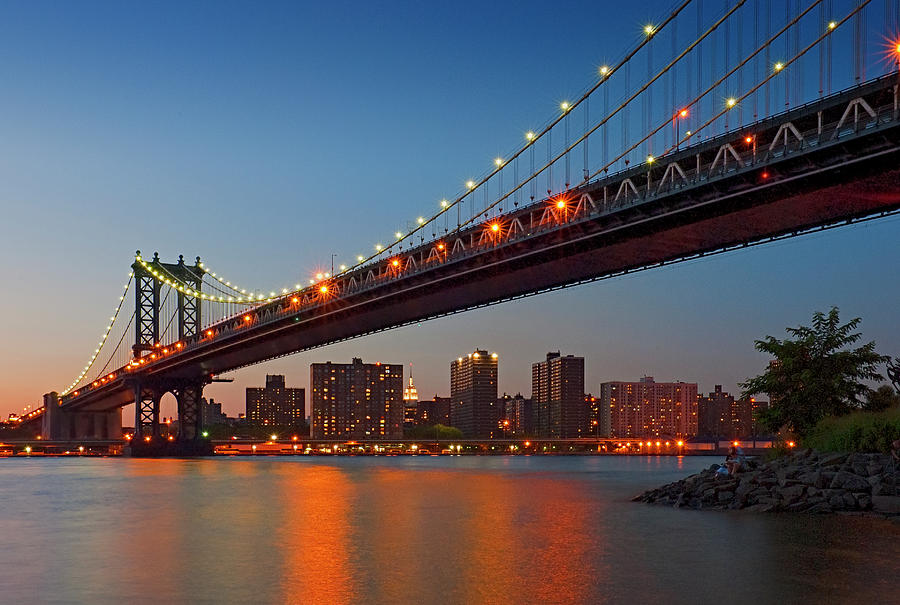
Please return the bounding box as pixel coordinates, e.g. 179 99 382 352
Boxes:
16 0 900 454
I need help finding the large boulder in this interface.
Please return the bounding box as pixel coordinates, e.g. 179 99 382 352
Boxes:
829 471 871 492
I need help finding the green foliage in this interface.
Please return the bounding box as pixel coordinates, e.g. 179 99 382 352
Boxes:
863 385 900 412
741 307 888 437
404 424 463 440
803 407 900 453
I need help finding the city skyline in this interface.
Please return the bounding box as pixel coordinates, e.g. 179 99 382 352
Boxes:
2 0 899 419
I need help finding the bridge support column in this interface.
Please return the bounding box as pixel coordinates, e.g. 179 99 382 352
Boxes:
41 392 61 440
174 381 204 441
132 382 160 441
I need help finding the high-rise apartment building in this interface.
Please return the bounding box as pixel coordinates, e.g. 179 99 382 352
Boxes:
310 358 403 439
600 377 697 439
532 352 586 438
450 349 499 438
245 375 305 426
416 396 452 427
698 385 770 439
499 393 533 436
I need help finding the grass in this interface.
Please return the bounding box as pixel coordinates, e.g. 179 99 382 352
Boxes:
803 407 900 453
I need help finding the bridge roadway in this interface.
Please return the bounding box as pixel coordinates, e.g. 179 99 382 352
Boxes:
51 74 900 423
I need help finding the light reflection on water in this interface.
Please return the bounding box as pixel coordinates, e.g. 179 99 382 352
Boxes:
1 456 897 604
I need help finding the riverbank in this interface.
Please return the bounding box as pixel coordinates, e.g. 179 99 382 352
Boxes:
634 448 900 516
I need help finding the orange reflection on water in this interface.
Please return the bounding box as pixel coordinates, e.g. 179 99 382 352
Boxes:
278 463 356 603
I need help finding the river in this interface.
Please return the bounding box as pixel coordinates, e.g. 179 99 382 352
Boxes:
1 455 897 603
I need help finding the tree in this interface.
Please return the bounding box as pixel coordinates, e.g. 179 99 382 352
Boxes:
740 307 888 437
863 385 900 412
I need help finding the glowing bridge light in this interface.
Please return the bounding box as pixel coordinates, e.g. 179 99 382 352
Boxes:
357 255 364 262
745 135 754 143
646 155 654 164
828 21 837 29
643 23 655 35
417 217 424 224
319 285 328 294
490 223 500 232
339 264 347 271
679 109 688 118
560 101 570 112
395 232 403 239
774 62 784 72
437 243 445 250
599 65 609 76
391 259 400 267
375 244 383 251
494 157 503 167
466 180 476 189
440 199 448 207
525 131 535 141
243 315 252 322
726 98 737 108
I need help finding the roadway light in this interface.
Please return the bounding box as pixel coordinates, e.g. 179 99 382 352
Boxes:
646 155 654 164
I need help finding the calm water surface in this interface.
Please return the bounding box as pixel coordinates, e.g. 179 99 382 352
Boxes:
1 455 897 604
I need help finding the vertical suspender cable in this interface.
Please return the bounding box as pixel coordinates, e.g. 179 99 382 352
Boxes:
819 1 825 96
765 0 771 116
583 96 589 182
547 129 553 195
725 6 731 130
754 0 759 119
854 0 862 83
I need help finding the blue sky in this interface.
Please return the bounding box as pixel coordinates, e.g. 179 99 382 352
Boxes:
1 0 898 419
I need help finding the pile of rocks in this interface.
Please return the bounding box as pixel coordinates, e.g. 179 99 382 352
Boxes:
634 449 900 515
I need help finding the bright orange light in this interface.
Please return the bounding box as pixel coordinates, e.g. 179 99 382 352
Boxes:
392 259 399 267
205 330 213 337
162 348 168 354
761 171 769 179
679 109 688 118
745 136 753 143
319 285 328 294
788 441 795 447
291 297 299 304
524 441 530 447
677 440 684 447
292 436 298 441
144 436 151 442
656 441 661 446
733 441 739 446
168 436 174 441
491 223 500 232
108 374 114 379
138 359 145 365
243 315 252 322
437 243 445 250
73 391 78 396
175 342 183 349
556 200 566 209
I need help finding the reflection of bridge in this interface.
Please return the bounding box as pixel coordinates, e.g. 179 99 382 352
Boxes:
27 1 900 453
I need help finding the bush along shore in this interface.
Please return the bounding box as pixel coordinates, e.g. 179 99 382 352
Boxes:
633 449 900 516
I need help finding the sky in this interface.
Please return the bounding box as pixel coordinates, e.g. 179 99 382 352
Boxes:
1 0 899 420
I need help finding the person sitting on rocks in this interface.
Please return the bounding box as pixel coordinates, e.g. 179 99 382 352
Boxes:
725 444 746 476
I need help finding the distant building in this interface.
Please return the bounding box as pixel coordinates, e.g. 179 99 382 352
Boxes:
310 358 403 439
246 375 305 426
600 377 698 439
499 393 533 436
201 398 227 427
403 369 419 430
586 393 600 436
698 385 770 439
450 349 499 438
532 352 586 438
416 396 452 427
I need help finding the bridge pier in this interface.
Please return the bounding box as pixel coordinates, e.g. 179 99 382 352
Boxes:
41 392 122 440
125 378 212 456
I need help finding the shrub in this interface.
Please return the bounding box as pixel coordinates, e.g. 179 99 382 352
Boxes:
803 407 900 453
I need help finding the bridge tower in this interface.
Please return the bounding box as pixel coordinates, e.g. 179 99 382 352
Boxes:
128 251 207 449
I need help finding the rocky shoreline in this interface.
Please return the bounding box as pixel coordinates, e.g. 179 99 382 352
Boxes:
634 449 900 516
